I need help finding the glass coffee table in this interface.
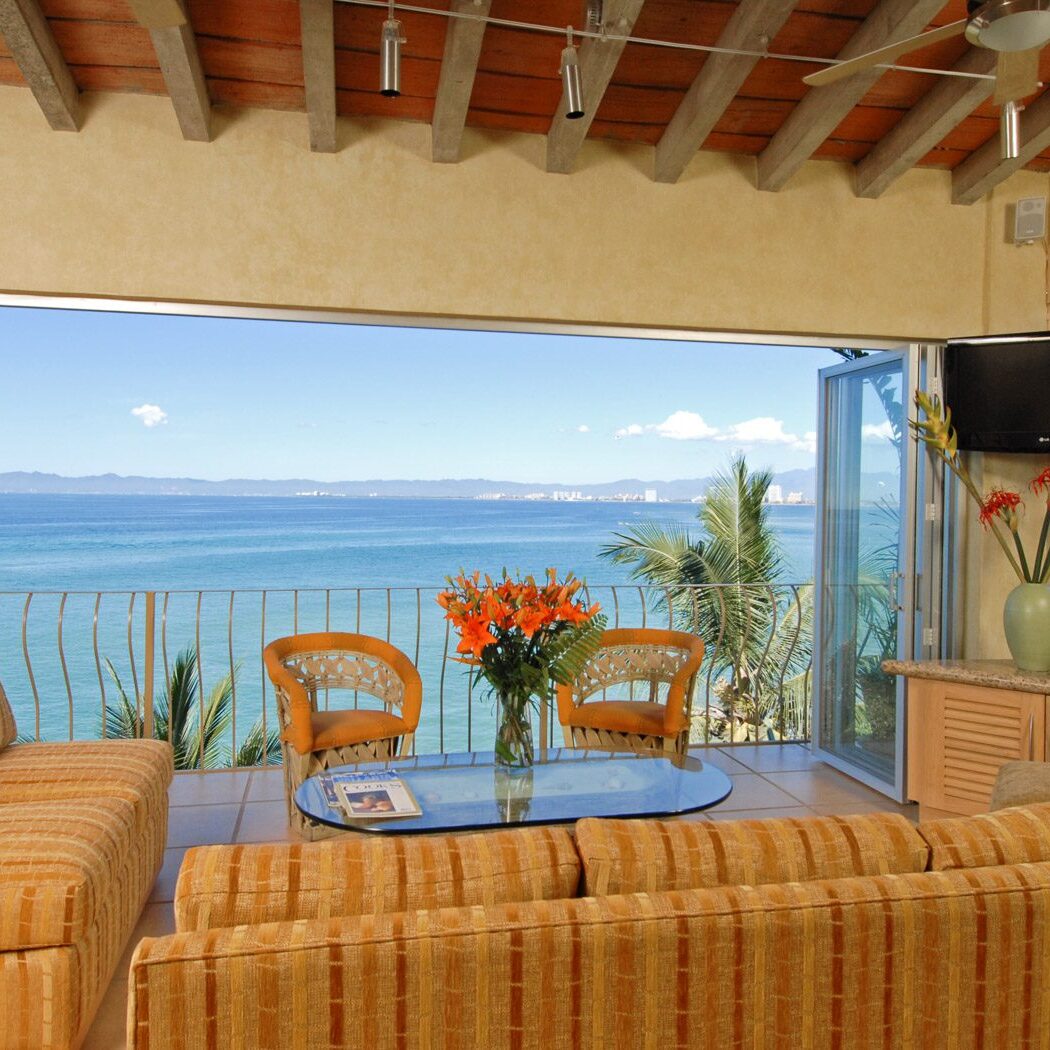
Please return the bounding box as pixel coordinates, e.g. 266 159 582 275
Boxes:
295 748 733 834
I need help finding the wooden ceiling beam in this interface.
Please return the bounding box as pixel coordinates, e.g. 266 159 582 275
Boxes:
756 0 947 193
854 48 997 199
150 20 210 141
654 0 798 185
126 0 185 30
0 0 80 131
432 0 492 163
546 0 646 175
300 0 336 153
953 89 1050 204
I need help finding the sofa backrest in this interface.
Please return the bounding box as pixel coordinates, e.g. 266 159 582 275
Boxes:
175 825 582 931
919 801 1050 870
129 860 1050 1050
575 811 929 895
0 681 15 752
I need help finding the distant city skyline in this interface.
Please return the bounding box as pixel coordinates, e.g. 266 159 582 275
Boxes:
0 306 888 484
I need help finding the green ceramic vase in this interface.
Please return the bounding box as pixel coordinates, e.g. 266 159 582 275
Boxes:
1003 583 1050 672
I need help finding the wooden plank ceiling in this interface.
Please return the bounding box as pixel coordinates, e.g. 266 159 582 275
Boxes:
2 0 1050 201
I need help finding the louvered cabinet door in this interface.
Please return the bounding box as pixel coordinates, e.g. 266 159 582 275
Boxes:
908 679 1046 817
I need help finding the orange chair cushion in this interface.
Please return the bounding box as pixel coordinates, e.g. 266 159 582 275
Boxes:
565 700 670 737
300 709 409 753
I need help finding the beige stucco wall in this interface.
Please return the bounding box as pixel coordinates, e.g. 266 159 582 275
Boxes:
0 85 1018 340
2 85 1049 656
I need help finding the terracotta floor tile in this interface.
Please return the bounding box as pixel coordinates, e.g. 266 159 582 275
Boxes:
714 774 803 812
726 744 828 774
149 847 188 904
169 770 251 807
706 806 815 822
245 768 286 803
167 803 240 848
688 747 751 775
762 769 890 807
235 800 298 843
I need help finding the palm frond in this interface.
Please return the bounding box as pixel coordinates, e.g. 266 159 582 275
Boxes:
232 718 283 769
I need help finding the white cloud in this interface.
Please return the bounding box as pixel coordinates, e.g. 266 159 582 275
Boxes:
131 404 168 428
576 424 590 433
614 411 816 454
862 421 895 443
717 416 796 445
615 411 717 441
651 411 719 441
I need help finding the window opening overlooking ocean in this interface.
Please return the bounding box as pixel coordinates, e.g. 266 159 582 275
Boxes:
0 304 900 761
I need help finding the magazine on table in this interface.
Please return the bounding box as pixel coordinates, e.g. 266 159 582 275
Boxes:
320 769 421 819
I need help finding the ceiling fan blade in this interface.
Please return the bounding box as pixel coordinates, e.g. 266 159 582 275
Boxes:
803 20 967 88
994 48 1042 104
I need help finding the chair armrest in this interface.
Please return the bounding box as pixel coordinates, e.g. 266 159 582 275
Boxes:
262 650 314 754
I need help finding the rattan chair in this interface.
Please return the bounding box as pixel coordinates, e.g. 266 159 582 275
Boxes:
556 628 705 755
263 632 422 839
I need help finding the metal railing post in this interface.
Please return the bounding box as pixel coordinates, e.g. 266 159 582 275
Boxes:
143 591 156 740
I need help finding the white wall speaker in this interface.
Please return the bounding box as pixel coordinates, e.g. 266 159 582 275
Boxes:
1013 196 1047 243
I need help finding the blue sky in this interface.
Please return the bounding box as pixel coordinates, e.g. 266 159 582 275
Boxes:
0 306 851 483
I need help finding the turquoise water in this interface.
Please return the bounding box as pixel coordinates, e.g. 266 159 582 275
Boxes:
0 495 817 753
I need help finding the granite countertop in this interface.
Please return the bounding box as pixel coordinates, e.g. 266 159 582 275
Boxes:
882 659 1050 695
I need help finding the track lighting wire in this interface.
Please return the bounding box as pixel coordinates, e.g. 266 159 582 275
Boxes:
333 0 996 82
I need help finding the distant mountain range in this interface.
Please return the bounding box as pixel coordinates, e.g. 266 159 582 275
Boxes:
0 469 900 503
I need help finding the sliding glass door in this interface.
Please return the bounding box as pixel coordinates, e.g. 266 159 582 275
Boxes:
812 348 931 800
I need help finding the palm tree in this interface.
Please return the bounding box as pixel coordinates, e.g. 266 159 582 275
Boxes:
103 646 281 769
600 455 813 742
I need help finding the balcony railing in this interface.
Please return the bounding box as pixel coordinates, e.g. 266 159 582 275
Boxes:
0 583 814 768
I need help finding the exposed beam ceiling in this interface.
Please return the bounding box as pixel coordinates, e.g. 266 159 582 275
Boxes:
300 0 337 153
953 90 1050 205
654 0 798 185
855 48 997 199
0 0 80 131
756 0 948 193
432 0 492 164
143 2 211 142
546 0 646 175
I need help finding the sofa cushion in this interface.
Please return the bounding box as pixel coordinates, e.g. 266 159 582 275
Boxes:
0 739 173 825
175 825 581 931
575 812 929 896
0 795 141 951
919 802 1050 870
0 682 15 751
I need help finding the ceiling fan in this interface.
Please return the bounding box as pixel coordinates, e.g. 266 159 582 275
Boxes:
803 0 1050 157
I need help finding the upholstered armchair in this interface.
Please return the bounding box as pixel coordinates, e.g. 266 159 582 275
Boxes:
556 628 705 755
263 632 423 838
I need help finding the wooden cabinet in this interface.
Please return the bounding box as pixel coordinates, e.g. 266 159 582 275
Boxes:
907 678 1046 818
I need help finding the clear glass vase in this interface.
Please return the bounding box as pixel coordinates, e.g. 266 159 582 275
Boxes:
494 691 534 769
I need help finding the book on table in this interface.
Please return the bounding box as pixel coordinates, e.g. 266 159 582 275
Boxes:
320 769 421 819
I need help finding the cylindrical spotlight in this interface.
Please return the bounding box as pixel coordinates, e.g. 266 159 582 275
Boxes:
561 43 584 120
381 18 403 97
1001 100 1022 160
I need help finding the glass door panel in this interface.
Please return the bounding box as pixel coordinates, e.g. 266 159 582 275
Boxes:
813 351 912 798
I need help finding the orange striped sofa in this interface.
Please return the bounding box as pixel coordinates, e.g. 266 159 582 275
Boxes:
0 683 173 1050
129 801 1050 1049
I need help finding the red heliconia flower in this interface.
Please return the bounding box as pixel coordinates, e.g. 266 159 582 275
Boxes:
1031 468 1050 496
979 488 1023 529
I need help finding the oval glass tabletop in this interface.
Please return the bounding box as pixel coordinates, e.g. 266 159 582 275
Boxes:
295 748 733 834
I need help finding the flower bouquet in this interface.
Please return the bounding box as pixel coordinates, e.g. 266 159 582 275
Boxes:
437 569 606 766
913 391 1050 669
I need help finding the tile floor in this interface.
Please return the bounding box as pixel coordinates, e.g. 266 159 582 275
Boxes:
82 745 914 1049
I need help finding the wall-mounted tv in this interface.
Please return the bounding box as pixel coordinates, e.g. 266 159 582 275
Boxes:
943 333 1050 452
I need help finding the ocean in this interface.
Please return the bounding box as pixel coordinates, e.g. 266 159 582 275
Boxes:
0 495 818 754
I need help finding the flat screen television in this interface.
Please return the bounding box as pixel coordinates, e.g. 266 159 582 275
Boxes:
943 333 1050 452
